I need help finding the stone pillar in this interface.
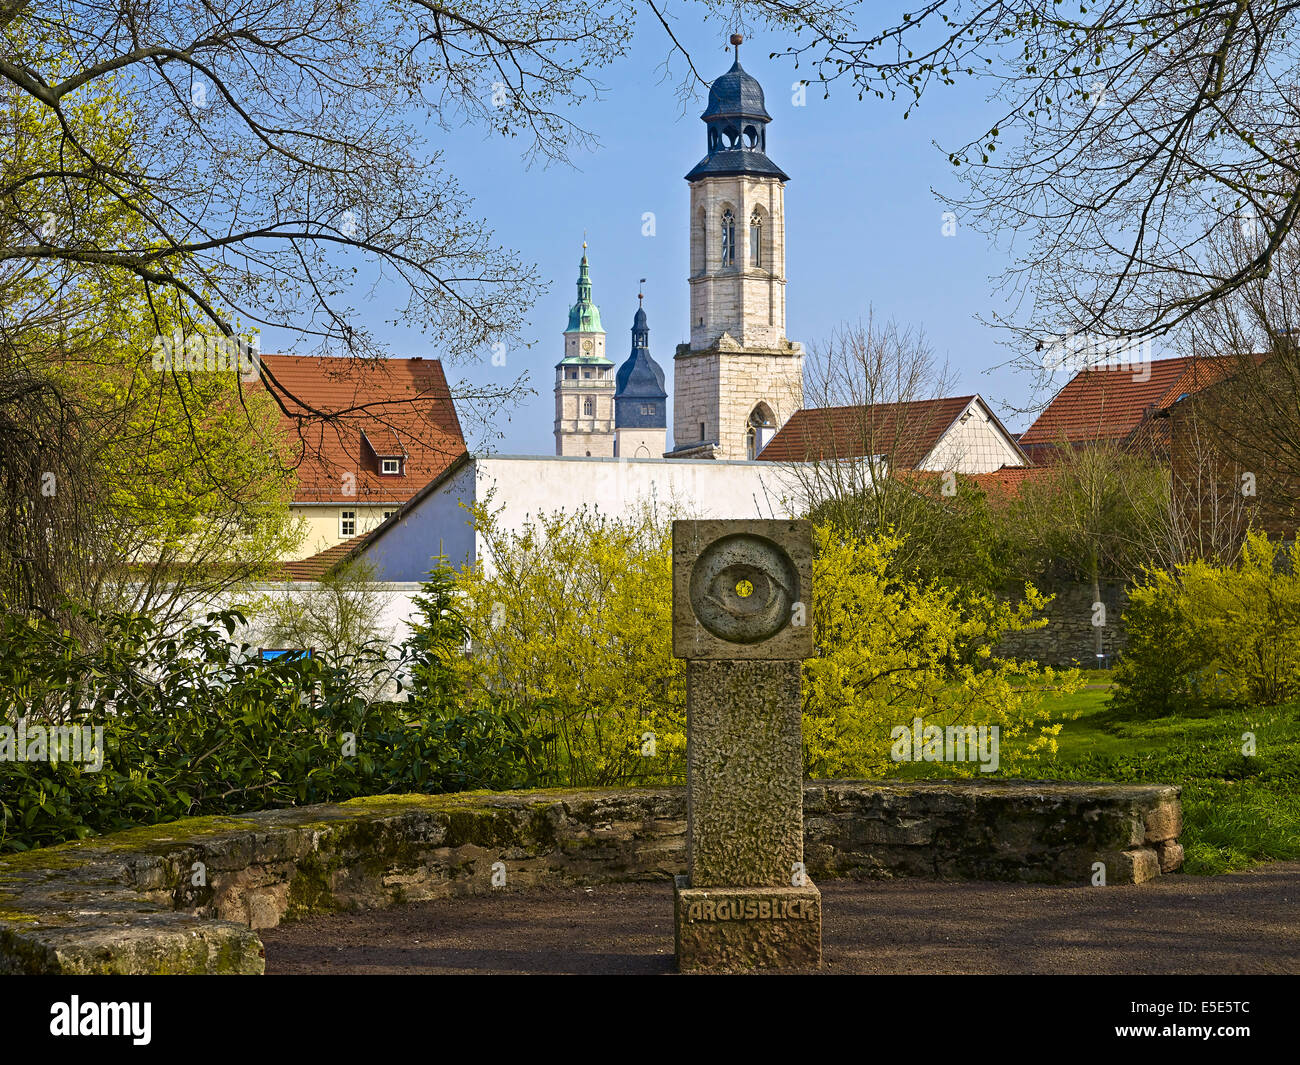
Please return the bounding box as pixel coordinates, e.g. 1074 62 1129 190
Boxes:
671 519 821 971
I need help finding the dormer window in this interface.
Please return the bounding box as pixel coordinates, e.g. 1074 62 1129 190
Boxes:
361 426 406 477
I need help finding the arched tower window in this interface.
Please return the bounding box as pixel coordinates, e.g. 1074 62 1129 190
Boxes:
749 208 762 268
583 398 594 417
721 209 736 266
694 207 706 274
745 404 776 460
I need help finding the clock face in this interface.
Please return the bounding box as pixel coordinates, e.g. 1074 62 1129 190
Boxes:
582 338 593 353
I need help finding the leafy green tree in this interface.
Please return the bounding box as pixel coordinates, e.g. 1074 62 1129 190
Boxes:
404 557 471 710
1008 439 1168 659
1 19 301 627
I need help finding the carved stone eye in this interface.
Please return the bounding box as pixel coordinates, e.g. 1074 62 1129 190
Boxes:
688 533 798 644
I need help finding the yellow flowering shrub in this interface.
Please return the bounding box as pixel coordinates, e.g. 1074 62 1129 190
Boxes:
454 500 685 787
453 507 1078 785
804 526 1080 777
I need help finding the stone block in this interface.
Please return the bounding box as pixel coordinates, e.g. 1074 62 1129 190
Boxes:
673 875 821 971
1144 801 1183 843
672 519 813 660
685 660 804 887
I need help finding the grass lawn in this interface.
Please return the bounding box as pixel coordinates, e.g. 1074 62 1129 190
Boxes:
894 673 1300 875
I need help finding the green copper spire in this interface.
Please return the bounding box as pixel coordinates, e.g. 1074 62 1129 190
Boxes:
565 243 604 334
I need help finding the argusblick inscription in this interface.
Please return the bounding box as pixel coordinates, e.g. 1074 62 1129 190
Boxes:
685 897 817 922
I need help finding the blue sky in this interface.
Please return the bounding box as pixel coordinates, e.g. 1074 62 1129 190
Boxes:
270 19 1125 453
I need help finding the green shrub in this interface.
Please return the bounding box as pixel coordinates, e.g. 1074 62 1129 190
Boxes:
0 605 540 853
1114 532 1300 715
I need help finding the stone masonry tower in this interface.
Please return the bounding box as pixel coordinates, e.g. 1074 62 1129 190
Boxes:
554 244 616 456
671 35 804 461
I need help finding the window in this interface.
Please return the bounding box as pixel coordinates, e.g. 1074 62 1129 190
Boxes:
380 458 400 475
746 405 776 460
382 510 397 521
340 510 356 537
583 398 594 417
583 369 592 379
640 403 655 416
749 208 762 267
721 209 735 266
699 421 706 441
566 367 577 380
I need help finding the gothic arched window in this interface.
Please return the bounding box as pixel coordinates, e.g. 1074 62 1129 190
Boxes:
721 209 736 266
749 208 762 268
583 398 594 417
746 404 775 460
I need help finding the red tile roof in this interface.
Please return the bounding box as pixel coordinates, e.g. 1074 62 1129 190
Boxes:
895 465 1052 501
276 533 371 581
759 396 978 466
1019 356 1236 449
968 466 1053 499
258 355 466 504
360 426 406 458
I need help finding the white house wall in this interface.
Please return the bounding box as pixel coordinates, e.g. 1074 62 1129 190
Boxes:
361 454 806 583
361 459 478 581
922 401 1025 474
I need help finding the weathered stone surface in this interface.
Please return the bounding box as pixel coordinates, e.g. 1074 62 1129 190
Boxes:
0 780 1183 974
672 519 813 660
1144 801 1183 843
673 875 821 972
675 518 820 969
686 660 804 887
1157 840 1185 873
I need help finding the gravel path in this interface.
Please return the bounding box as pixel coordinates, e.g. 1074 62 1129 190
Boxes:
261 862 1300 975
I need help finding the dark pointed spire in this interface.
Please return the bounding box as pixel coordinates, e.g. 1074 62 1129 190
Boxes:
686 34 788 183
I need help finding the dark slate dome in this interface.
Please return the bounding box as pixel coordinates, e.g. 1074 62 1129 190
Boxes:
615 303 667 430
701 59 772 122
685 43 789 183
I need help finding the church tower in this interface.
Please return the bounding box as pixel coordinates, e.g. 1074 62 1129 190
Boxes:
671 35 804 460
614 291 669 458
554 244 615 456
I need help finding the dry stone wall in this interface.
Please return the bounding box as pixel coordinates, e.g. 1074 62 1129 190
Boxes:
0 780 1182 973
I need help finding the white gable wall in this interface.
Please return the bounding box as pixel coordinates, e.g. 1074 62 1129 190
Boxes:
920 400 1025 474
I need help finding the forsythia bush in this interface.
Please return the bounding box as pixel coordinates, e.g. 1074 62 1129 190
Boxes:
804 527 1077 776
454 507 1077 784
1114 532 1300 714
454 501 686 787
